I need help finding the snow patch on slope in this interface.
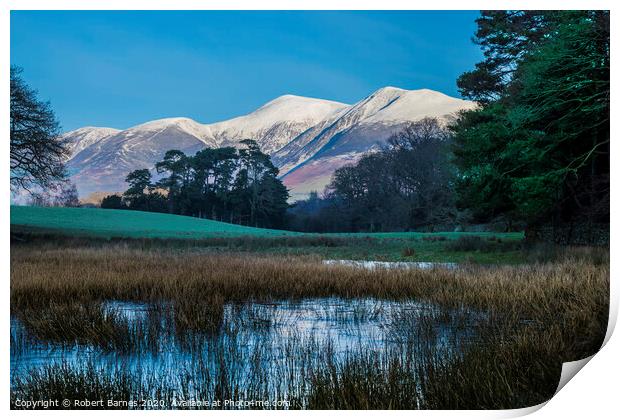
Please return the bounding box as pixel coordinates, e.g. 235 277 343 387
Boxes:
61 127 120 158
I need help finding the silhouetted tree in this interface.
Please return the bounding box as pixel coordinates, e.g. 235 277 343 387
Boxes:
236 140 289 227
10 66 67 193
155 150 190 213
123 169 166 212
323 118 456 232
189 147 237 218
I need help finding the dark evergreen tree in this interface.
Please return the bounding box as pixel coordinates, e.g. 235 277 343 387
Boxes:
255 174 290 228
452 11 609 233
155 150 190 214
189 147 237 219
236 140 289 227
123 169 166 212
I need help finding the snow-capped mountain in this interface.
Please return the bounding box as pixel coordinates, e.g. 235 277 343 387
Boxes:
62 87 475 201
275 87 477 198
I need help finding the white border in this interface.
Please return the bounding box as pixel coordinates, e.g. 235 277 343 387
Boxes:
3 1 617 419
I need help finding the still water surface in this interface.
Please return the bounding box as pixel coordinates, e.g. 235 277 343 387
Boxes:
11 297 481 394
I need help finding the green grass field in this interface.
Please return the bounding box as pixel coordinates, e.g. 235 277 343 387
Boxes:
11 206 528 263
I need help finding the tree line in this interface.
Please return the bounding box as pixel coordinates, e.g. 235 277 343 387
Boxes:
102 140 289 229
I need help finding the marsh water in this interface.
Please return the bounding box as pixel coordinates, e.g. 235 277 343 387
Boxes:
11 297 481 402
322 260 459 270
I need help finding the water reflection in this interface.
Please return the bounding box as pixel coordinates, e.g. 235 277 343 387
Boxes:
11 298 480 396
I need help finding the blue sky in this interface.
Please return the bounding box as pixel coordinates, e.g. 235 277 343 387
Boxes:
11 11 482 132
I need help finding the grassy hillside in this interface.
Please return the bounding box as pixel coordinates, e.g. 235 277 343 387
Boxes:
11 206 524 241
10 206 301 239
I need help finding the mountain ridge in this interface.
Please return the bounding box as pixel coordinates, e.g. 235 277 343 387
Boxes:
61 87 475 201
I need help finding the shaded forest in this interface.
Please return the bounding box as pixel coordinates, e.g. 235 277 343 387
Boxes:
288 118 458 232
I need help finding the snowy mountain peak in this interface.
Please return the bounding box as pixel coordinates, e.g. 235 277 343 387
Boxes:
125 117 214 145
261 93 318 104
361 87 477 124
271 87 476 199
371 86 407 96
130 117 200 131
217 94 348 126
65 126 120 135
207 95 349 154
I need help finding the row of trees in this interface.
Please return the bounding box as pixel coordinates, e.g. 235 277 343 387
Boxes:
288 118 458 232
103 140 289 228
